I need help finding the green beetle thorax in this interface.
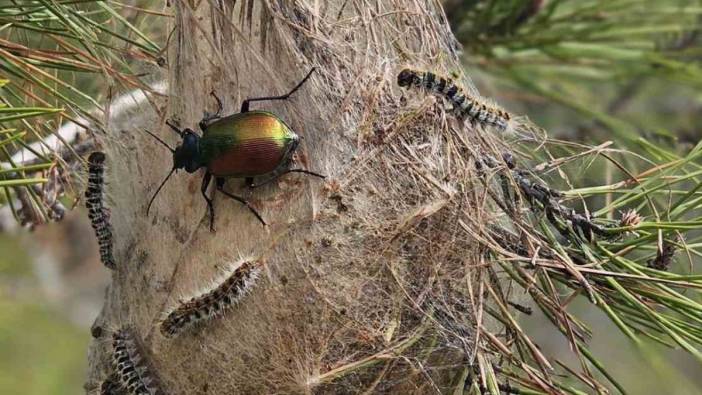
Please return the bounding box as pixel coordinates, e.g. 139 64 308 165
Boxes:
173 130 202 173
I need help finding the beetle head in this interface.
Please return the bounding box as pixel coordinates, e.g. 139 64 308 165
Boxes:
143 121 202 216
173 129 201 173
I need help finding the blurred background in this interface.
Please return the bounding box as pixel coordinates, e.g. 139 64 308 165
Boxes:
1 1 700 394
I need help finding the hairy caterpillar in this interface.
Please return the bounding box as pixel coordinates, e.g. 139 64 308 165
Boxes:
86 152 116 269
397 68 513 132
101 372 127 395
112 327 166 395
477 153 610 240
160 259 263 338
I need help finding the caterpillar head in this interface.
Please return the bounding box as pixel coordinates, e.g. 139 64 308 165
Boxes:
397 68 418 88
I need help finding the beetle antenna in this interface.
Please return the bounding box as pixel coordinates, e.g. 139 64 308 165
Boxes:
146 168 176 216
143 129 175 153
165 120 185 137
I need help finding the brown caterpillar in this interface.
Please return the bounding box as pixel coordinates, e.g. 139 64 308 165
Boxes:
112 327 166 395
86 152 116 269
160 259 263 337
397 68 512 132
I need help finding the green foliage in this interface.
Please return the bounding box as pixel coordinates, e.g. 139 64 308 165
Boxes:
0 0 162 223
0 0 160 115
446 0 702 393
448 0 701 147
0 78 57 192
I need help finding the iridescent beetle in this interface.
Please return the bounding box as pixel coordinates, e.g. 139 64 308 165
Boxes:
145 68 324 230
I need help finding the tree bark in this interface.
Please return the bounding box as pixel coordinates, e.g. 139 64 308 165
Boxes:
86 1 503 393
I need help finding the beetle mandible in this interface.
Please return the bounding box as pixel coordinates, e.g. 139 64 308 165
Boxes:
145 68 324 231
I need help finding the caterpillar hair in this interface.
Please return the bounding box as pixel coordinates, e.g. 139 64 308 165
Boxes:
160 259 263 338
112 327 166 395
101 372 127 395
86 152 116 269
397 68 513 133
477 152 611 241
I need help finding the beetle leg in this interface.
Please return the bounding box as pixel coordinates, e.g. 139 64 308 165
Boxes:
201 172 216 232
215 177 267 226
250 169 326 189
240 68 316 113
211 91 224 116
199 91 225 131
